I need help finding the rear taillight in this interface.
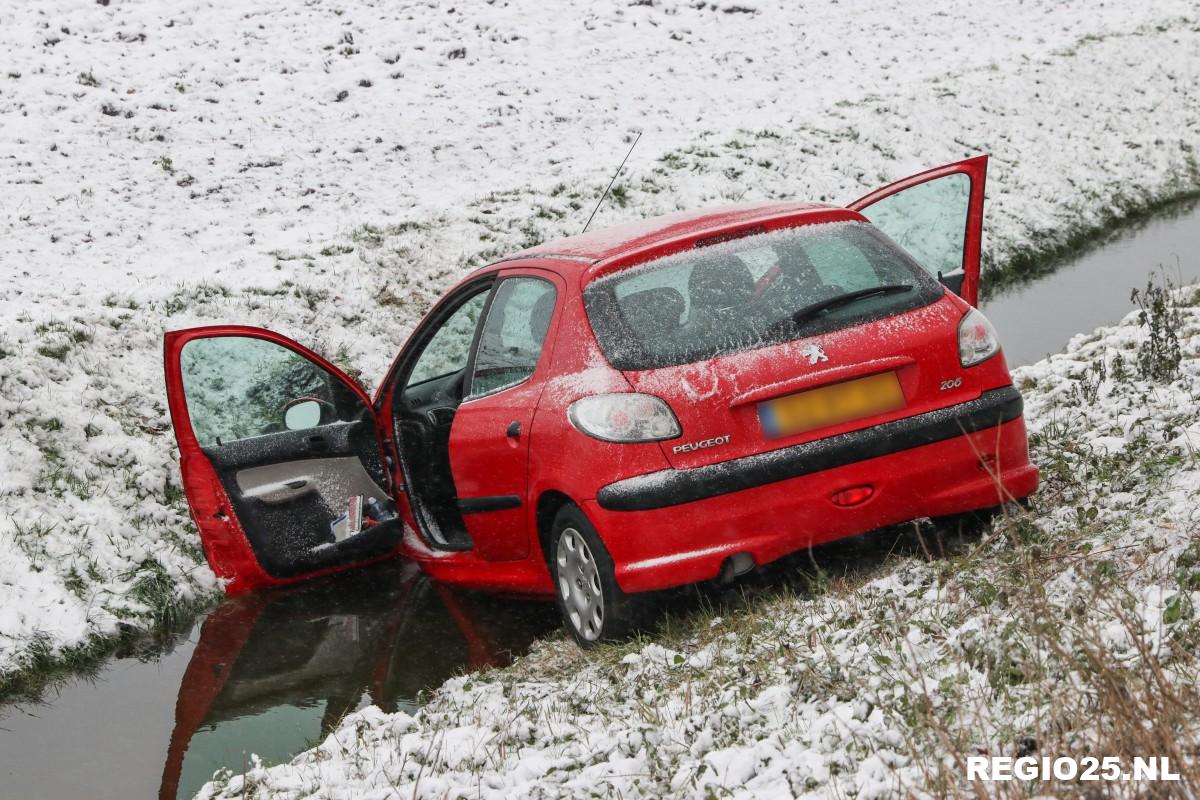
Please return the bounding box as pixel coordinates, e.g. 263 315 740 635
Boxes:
958 308 1000 367
568 393 681 443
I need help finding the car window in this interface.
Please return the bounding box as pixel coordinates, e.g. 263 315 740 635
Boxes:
468 277 556 397
406 290 489 388
800 235 880 292
859 172 970 280
584 221 943 371
615 263 693 321
180 336 364 447
734 246 778 281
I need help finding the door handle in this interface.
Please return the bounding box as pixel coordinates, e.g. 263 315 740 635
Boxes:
427 407 456 427
305 434 329 452
505 421 521 439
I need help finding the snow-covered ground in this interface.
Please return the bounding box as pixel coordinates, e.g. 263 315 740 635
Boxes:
2 0 1199 681
198 286 1200 798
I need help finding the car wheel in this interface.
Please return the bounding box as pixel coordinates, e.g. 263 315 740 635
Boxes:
549 505 636 647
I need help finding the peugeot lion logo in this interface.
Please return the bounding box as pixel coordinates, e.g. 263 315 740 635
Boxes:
801 344 829 365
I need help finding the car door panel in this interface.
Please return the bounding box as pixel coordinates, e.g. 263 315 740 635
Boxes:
203 436 396 580
198 417 397 578
202 420 375 471
392 370 473 550
165 326 403 593
447 270 564 562
849 154 988 306
235 456 383 506
450 380 542 561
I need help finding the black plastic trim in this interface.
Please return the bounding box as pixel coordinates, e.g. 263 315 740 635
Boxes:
202 420 363 471
458 494 523 514
596 386 1024 512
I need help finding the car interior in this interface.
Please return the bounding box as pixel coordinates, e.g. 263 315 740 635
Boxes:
618 286 687 344
388 279 557 553
384 285 490 551
595 226 945 370
392 366 475 550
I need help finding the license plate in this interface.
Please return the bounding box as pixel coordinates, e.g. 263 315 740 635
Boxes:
758 371 905 438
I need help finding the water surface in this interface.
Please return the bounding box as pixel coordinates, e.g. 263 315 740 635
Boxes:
0 561 555 799
982 199 1200 366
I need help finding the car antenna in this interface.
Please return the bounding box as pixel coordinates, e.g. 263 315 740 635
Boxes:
581 131 641 234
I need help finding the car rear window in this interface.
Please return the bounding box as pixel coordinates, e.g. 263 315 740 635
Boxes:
582 221 944 371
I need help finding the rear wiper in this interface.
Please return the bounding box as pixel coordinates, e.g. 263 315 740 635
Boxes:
790 284 915 327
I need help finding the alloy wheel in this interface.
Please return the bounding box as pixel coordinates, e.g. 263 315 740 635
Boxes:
556 527 604 641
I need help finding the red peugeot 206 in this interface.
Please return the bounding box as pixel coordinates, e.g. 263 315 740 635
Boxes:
165 155 1038 645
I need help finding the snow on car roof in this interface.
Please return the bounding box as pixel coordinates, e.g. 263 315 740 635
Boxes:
501 201 840 265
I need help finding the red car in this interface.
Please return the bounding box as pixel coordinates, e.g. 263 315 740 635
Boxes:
165 155 1038 645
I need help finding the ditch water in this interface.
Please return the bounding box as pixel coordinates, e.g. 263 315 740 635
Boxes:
981 199 1200 367
1 199 1197 799
0 561 557 799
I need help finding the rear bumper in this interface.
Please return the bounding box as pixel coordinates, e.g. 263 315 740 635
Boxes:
585 389 1037 594
597 385 1025 511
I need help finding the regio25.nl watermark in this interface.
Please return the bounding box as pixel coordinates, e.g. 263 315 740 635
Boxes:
967 756 1180 782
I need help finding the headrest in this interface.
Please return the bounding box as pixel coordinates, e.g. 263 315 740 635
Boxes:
619 287 685 339
687 256 754 313
529 290 556 343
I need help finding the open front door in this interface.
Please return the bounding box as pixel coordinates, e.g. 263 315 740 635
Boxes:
849 154 988 306
164 326 403 593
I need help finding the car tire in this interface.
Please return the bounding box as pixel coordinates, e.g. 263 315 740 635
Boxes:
549 505 637 647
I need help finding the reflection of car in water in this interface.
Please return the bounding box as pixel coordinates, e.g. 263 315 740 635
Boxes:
158 561 553 800
164 155 1037 646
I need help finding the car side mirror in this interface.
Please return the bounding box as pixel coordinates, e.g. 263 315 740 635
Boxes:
283 398 324 431
938 270 965 297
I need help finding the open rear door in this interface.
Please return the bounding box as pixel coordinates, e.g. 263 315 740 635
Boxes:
849 154 988 306
164 326 403 593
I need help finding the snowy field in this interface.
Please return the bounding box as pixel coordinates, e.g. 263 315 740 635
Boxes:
199 286 1200 798
2 0 1199 683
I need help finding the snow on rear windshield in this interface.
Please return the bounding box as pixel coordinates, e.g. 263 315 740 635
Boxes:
583 221 943 371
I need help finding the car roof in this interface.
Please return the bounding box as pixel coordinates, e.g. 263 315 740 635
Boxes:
495 201 844 269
